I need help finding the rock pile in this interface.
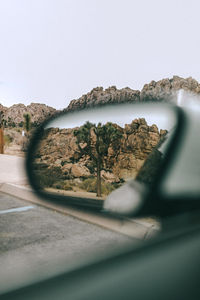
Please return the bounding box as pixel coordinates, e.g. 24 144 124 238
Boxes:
1 76 200 125
35 118 167 184
1 75 199 161
66 76 200 110
66 86 140 111
0 103 57 126
140 76 200 102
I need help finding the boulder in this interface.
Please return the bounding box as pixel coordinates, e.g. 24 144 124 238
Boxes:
71 164 90 178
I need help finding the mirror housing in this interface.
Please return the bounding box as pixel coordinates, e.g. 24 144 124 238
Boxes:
25 102 182 217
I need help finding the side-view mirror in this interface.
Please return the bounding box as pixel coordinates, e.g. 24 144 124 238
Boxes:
26 102 181 217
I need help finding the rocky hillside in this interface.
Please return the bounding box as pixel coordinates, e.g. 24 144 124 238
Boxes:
0 103 57 127
34 118 167 193
66 86 140 111
1 76 199 127
66 76 200 111
0 104 7 115
140 76 200 101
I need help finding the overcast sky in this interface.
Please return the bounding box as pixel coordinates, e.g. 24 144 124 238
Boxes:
0 0 200 109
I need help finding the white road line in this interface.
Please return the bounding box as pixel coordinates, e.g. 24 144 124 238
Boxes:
0 206 35 215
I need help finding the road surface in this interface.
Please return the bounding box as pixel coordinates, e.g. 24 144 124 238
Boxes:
0 192 138 289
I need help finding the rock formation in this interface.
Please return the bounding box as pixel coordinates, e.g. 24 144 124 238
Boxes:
34 119 167 190
0 103 57 126
140 76 200 102
0 104 7 116
65 86 140 111
1 76 200 126
66 76 200 110
1 75 200 163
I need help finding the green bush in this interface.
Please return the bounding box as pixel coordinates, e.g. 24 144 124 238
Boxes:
35 171 56 187
80 177 97 193
4 135 13 146
63 181 73 191
79 177 118 196
52 181 66 190
101 182 116 195
51 180 75 191
34 165 64 188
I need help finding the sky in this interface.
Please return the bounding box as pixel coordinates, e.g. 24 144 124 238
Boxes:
47 103 175 130
0 0 200 109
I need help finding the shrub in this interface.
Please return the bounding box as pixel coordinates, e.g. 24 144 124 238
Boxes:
80 177 97 193
51 180 74 191
34 165 64 188
4 135 13 146
35 171 56 187
101 182 116 195
52 181 66 189
79 177 119 195
63 181 73 191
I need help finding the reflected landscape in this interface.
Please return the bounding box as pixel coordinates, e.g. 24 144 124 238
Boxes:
32 104 175 200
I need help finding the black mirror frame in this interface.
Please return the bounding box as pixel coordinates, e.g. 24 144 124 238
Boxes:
25 102 186 217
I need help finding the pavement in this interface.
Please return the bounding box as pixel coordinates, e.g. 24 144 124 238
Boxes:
0 154 160 240
0 154 147 294
0 192 137 294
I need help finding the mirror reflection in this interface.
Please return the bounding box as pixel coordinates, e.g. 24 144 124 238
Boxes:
32 104 176 201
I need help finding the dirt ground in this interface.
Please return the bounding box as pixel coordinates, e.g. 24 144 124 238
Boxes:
45 187 106 200
4 144 25 157
3 128 28 157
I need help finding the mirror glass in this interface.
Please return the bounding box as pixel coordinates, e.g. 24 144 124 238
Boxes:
30 103 177 204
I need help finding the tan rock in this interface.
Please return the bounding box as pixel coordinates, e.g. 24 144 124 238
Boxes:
101 170 120 183
62 163 73 174
71 164 90 178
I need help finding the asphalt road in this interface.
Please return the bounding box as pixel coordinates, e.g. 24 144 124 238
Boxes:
0 192 138 288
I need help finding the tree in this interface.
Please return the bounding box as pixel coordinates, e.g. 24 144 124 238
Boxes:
74 121 122 197
3 119 7 128
23 113 31 132
22 114 31 152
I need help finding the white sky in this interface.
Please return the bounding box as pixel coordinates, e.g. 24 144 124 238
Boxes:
47 103 176 130
0 0 200 109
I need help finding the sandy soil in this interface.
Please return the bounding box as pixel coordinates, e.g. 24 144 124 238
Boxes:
45 187 106 200
4 144 25 157
0 154 28 185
